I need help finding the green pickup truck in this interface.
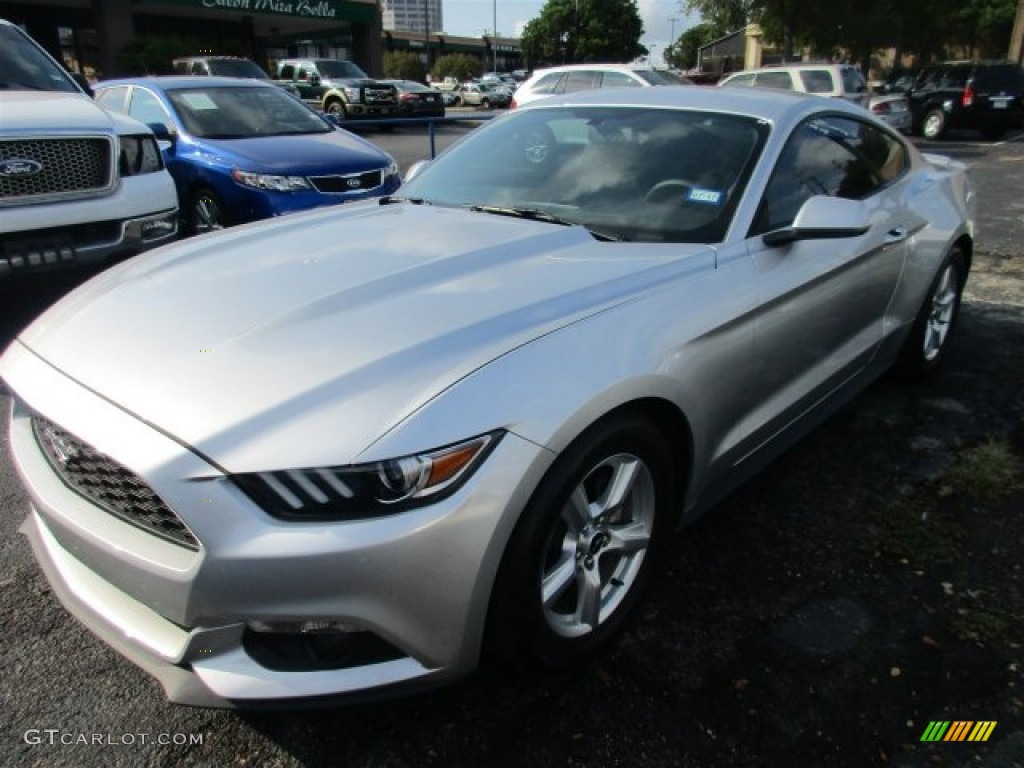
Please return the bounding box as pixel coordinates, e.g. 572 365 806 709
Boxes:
274 58 400 119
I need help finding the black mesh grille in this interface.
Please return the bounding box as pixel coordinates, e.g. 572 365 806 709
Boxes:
32 415 199 550
309 170 383 193
0 138 112 200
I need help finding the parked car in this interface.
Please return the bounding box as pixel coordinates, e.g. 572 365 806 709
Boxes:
868 93 912 133
1 86 973 707
382 79 445 118
512 63 690 107
874 69 918 95
719 63 869 108
906 60 1024 139
273 58 400 119
0 19 177 281
94 77 400 234
441 89 461 107
458 81 510 108
172 55 301 98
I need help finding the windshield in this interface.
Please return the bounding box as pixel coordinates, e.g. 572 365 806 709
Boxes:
318 60 368 80
0 24 81 93
402 106 769 243
208 59 270 79
634 69 685 86
167 86 331 139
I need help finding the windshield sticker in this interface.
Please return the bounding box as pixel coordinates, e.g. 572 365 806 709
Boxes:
180 93 218 111
688 188 722 204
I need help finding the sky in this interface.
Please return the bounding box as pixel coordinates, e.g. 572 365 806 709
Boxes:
441 0 701 65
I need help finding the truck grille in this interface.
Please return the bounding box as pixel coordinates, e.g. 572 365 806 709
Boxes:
0 137 113 203
309 170 383 193
32 414 199 550
364 88 396 104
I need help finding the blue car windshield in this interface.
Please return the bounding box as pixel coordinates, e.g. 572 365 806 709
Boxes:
167 86 331 139
402 106 770 244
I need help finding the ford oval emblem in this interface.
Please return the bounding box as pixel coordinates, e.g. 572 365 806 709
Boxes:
346 178 361 189
0 158 44 177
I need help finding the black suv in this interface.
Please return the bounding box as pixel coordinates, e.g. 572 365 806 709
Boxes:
908 60 1024 140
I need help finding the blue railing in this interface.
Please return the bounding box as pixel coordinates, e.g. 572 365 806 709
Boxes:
333 112 497 157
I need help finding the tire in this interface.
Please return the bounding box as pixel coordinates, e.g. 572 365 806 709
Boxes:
188 188 225 236
481 98 491 109
896 247 966 379
325 99 346 119
486 414 675 669
921 108 947 140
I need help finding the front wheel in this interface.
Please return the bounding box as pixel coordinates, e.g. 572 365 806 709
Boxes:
486 415 674 668
325 100 346 119
188 188 225 236
481 98 491 109
896 247 966 379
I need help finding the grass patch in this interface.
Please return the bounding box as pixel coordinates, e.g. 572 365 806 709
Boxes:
943 437 1022 500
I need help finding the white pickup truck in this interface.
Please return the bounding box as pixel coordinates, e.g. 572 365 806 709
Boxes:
0 19 178 280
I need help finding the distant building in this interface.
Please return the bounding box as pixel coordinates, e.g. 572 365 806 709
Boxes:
381 0 442 35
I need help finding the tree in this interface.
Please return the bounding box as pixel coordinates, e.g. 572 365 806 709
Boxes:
683 0 755 34
520 0 645 68
665 22 719 69
384 51 426 82
431 53 482 83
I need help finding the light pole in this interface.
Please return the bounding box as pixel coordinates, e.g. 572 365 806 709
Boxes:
493 0 498 72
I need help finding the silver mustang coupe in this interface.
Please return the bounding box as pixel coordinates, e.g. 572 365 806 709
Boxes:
1 86 973 707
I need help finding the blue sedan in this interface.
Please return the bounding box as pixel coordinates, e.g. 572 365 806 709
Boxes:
95 77 400 235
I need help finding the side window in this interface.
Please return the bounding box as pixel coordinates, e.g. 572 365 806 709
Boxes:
940 67 968 89
191 61 208 76
752 116 900 236
297 66 309 81
601 71 641 88
724 73 755 87
799 69 835 94
563 71 601 93
95 86 129 113
127 88 173 133
532 72 564 95
280 64 296 80
754 71 795 90
842 67 866 94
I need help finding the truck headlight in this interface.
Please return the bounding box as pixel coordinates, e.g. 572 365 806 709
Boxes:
119 135 164 176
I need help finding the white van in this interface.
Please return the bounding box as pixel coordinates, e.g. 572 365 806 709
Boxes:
719 64 869 108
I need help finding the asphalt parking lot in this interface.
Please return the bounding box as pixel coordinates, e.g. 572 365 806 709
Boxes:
1 128 1022 768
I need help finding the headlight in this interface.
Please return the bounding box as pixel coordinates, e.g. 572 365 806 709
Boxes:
343 86 362 100
384 158 399 182
233 432 501 521
119 134 163 176
232 169 312 192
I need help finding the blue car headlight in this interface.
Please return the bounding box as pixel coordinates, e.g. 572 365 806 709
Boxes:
232 432 501 520
232 169 312 192
119 134 164 176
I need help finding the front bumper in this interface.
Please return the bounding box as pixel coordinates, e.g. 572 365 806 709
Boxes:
2 342 550 706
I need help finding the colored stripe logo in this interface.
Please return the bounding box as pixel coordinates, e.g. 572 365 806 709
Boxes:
920 721 997 742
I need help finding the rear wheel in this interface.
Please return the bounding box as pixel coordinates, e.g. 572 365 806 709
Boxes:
921 108 947 139
481 97 491 109
486 414 674 668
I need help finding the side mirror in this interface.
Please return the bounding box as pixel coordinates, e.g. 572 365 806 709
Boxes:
147 122 176 149
309 73 321 86
763 195 871 246
404 160 430 182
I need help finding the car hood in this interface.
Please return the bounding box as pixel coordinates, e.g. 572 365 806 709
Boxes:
199 130 390 174
1 91 118 134
17 203 709 471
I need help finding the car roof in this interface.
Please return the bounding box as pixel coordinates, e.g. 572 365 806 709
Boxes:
531 63 661 76
97 76 273 90
521 82 860 123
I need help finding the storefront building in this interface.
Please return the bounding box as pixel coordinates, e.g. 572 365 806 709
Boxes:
0 0 384 79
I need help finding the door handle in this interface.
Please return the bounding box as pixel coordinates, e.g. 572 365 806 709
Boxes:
885 227 909 245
